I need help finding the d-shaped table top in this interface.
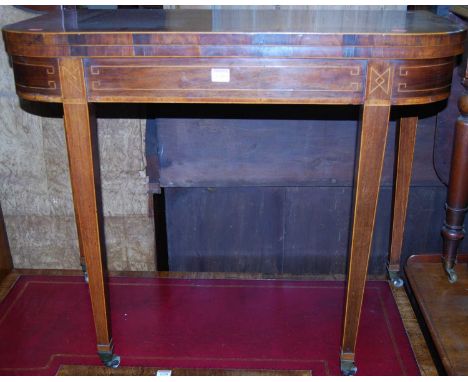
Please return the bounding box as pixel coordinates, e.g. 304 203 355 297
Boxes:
3 9 465 58
2 9 466 106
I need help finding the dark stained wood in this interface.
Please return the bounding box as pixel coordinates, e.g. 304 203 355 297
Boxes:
0 203 13 283
2 8 465 374
166 187 284 273
165 185 468 276
149 107 441 189
155 115 359 188
405 254 468 376
58 57 113 357
388 116 418 273
153 191 168 272
433 66 463 186
11 56 61 101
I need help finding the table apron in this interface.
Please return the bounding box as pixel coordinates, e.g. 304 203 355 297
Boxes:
11 56 455 105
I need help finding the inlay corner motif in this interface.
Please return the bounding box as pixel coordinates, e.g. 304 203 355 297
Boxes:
369 67 391 96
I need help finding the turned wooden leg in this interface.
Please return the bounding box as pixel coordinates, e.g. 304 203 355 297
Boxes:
442 93 468 283
388 116 418 287
59 58 119 367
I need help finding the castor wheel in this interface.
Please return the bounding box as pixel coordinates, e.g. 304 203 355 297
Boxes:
340 359 357 376
388 269 404 288
106 354 120 368
446 268 458 284
81 263 89 284
391 277 404 288
98 352 121 368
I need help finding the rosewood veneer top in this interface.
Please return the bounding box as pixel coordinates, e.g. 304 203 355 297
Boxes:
2 9 466 59
2 9 466 105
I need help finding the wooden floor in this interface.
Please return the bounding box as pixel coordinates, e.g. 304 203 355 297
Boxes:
57 365 311 376
0 269 436 376
406 254 468 376
390 281 437 375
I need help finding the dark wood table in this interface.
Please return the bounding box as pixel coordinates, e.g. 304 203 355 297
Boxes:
2 9 465 375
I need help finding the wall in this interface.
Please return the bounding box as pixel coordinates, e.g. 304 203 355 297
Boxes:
0 6 155 271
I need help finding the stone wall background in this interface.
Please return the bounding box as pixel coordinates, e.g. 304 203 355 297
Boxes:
0 6 155 271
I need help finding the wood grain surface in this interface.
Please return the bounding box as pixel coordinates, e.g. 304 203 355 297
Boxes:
388 116 418 272
406 254 468 376
2 9 465 105
59 57 113 353
57 365 312 376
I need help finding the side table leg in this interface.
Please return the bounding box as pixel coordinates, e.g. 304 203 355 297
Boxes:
59 58 120 368
442 94 468 283
388 116 418 287
341 102 391 375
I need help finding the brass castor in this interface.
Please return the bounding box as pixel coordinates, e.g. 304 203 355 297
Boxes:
391 277 404 288
98 351 121 368
445 267 458 284
388 269 404 288
81 263 89 284
340 359 357 376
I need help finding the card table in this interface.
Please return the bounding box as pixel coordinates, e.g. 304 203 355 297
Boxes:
2 9 465 374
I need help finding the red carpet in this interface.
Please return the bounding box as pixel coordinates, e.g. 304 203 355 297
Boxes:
0 275 419 376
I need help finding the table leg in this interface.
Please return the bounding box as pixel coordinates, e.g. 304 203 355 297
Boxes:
59 58 119 368
388 116 418 287
442 93 468 283
340 102 391 375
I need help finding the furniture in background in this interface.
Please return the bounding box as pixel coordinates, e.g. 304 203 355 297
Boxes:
404 7 468 376
0 203 13 283
2 8 465 375
405 254 468 375
441 67 468 282
441 6 468 282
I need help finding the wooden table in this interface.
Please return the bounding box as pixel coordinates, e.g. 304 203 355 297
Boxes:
2 9 465 375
